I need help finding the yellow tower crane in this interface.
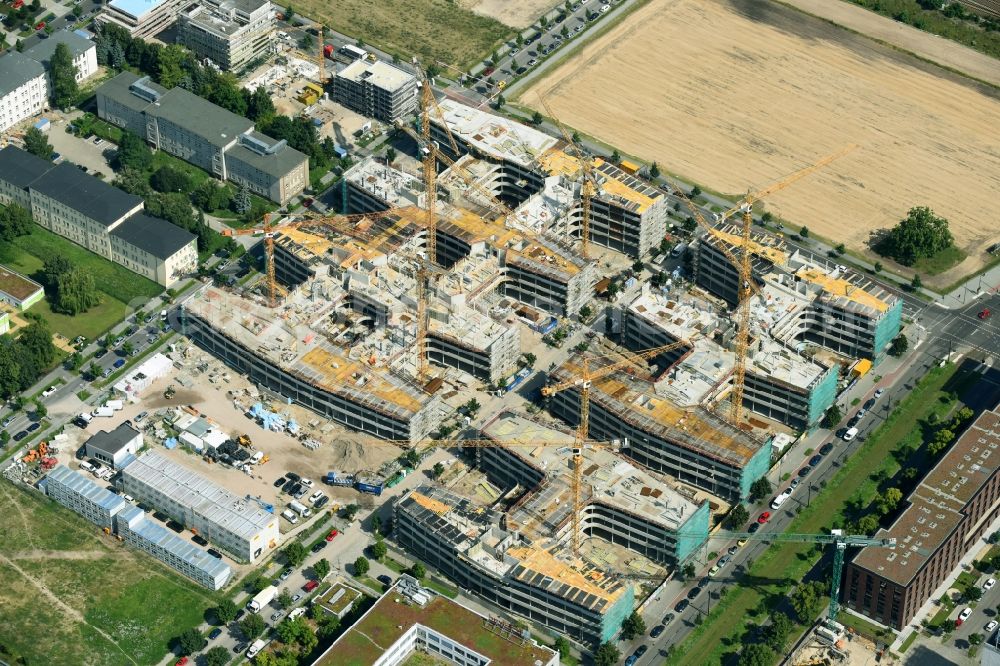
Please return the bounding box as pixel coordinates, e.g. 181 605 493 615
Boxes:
670 145 856 423
539 338 692 553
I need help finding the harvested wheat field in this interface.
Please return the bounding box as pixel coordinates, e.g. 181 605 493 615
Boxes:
521 0 1000 285
463 0 555 28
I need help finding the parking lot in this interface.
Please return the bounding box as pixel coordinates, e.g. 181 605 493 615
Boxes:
46 113 115 175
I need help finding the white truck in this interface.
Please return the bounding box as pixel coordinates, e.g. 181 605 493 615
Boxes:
92 407 114 418
247 586 276 613
105 399 124 411
246 639 269 659
289 500 311 518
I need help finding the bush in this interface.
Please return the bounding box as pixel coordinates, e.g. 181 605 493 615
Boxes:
877 207 954 266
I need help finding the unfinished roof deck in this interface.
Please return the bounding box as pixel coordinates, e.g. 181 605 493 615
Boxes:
184 286 432 418
537 149 660 214
852 409 1000 586
556 350 763 467
482 413 703 534
344 157 425 209
628 291 727 341
747 337 830 389
436 98 558 168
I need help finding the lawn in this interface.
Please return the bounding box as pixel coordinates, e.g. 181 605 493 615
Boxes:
0 483 218 666
667 362 965 665
295 0 513 69
913 246 968 276
28 295 129 342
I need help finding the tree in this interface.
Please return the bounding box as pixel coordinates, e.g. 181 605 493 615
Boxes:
683 216 697 232
790 580 826 622
173 628 206 655
371 515 382 535
650 161 660 178
691 185 702 197
247 85 276 122
965 586 983 602
631 260 644 273
239 612 265 639
233 186 252 214
682 562 696 579
371 539 387 561
121 341 133 356
283 4 294 21
215 599 238 624
410 562 426 579
611 148 621 163
0 431 9 446
579 305 593 320
49 42 79 108
749 477 772 502
970 632 984 646
52 267 100 315
835 243 846 255
739 643 775 666
856 514 880 534
315 612 341 639
157 44 187 89
204 646 229 666
150 166 191 193
540 15 549 28
23 127 52 159
554 636 571 660
727 503 750 529
876 487 903 515
33 400 46 419
495 93 505 109
523 352 537 367
0 203 33 241
342 503 360 521
531 110 543 125
888 334 908 358
874 261 883 273
800 225 810 238
278 588 293 609
284 541 307 568
116 131 153 171
308 558 329 581
822 404 842 429
620 610 646 639
87 362 101 380
432 462 445 478
877 207 954 266
594 642 620 666
764 611 793 651
354 556 370 576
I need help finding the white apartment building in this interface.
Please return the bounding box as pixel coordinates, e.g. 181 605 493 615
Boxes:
98 0 190 37
0 52 47 133
122 452 281 562
178 0 273 72
23 30 99 84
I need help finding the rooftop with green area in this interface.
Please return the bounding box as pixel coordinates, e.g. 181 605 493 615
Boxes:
315 588 558 666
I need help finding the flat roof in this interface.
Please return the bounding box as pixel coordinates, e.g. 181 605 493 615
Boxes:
318 590 556 666
852 408 1000 586
0 265 43 302
47 464 129 514
336 59 415 92
117 504 232 582
30 163 143 227
0 145 55 189
85 423 140 457
111 213 196 260
226 132 309 179
344 157 424 208
107 0 173 20
794 265 891 314
122 451 276 542
436 98 558 168
627 290 726 342
0 52 45 98
316 581 361 616
96 72 167 113
747 337 830 389
537 149 660 214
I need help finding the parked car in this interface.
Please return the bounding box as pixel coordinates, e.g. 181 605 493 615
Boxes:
207 548 222 559
874 388 884 399
674 599 689 613
757 512 771 524
985 578 997 591
819 442 834 455
311 541 327 553
686 586 702 600
303 580 319 592
286 472 301 482
728 545 739 556
809 455 823 466
192 534 208 546
41 386 57 398
281 568 293 580
987 620 998 633
635 645 648 658
377 574 394 586
708 565 720 577
325 529 339 542
863 398 876 410
274 477 286 487
26 422 39 432
748 522 760 534
797 466 811 477
959 607 973 622
662 612 675 624
270 611 282 621
650 624 664 638
843 427 859 441
208 628 222 640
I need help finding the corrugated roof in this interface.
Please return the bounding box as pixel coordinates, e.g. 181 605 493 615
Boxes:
47 464 129 514
118 504 232 582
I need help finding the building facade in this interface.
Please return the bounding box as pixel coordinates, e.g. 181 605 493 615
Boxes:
332 60 418 122
96 72 308 204
23 31 99 85
177 0 273 72
98 0 190 37
121 451 281 562
843 408 1000 630
44 464 130 530
0 53 47 133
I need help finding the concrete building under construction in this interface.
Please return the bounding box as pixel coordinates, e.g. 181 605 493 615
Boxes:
395 412 713 645
694 223 903 362
547 347 771 502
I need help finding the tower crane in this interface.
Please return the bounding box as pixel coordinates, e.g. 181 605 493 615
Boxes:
669 145 856 423
539 338 692 553
539 97 597 260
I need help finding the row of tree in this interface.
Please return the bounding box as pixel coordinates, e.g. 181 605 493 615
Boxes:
0 316 58 400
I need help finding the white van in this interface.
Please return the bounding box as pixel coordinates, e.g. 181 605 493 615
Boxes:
843 427 859 441
79 461 95 474
250 451 264 464
281 509 299 524
289 501 311 518
770 489 792 510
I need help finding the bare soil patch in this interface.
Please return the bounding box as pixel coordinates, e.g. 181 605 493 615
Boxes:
521 0 1000 287
461 0 556 29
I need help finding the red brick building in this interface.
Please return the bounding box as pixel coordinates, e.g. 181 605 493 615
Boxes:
843 408 1000 630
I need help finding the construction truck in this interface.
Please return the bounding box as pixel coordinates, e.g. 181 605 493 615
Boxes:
247 586 276 613
163 385 176 399
237 434 252 448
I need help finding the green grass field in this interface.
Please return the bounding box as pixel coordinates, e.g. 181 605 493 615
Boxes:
667 362 966 665
297 0 512 69
913 246 968 276
0 483 218 665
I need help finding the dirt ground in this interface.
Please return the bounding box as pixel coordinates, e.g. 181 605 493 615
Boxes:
461 0 555 28
520 0 1000 286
